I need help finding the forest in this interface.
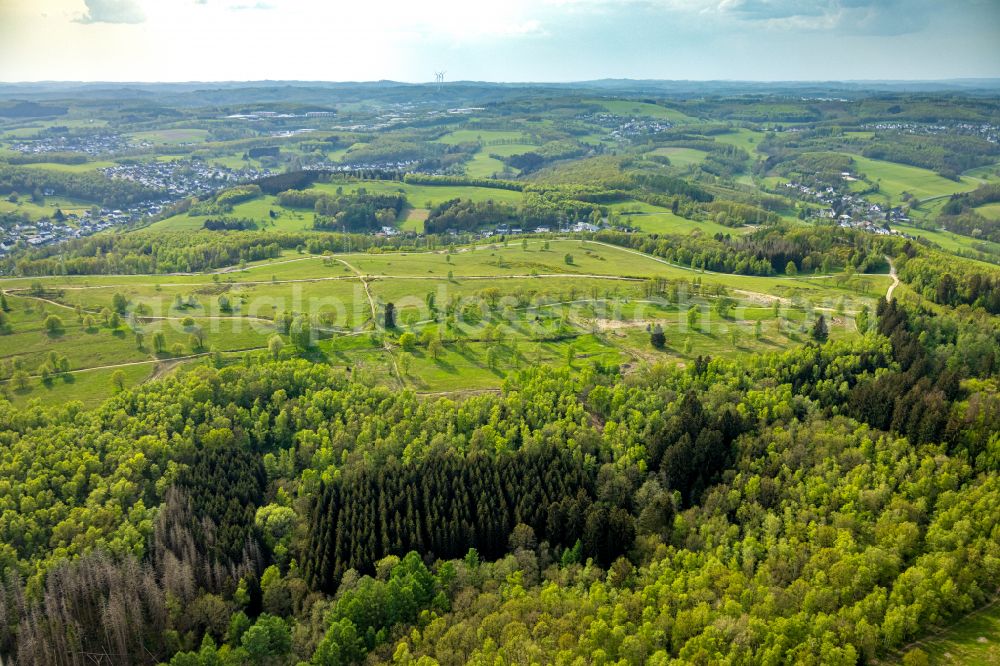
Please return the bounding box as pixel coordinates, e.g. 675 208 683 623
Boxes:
0 291 995 664
0 79 999 666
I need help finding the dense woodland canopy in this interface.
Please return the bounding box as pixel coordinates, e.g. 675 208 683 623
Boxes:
0 288 995 664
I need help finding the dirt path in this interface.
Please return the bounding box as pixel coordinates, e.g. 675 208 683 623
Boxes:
0 346 267 384
886 257 900 301
337 258 403 387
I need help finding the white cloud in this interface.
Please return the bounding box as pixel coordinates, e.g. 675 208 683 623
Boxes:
75 0 145 24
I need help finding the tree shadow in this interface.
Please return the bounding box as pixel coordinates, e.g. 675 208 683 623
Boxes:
431 355 456 373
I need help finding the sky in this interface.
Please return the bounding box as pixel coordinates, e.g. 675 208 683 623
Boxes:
0 0 998 82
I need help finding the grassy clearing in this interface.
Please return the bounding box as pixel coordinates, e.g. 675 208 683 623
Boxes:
894 222 1000 256
0 196 95 220
962 163 1000 182
606 200 748 236
712 129 766 153
17 161 117 173
975 202 1000 221
400 207 429 233
312 180 525 208
897 600 1000 665
588 100 695 123
465 153 510 178
5 361 155 409
437 129 530 145
150 196 313 232
130 129 210 144
847 154 978 203
0 237 886 403
649 147 708 169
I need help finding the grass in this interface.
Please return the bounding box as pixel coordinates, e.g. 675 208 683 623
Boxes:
311 180 525 208
150 196 314 232
588 100 695 123
16 160 117 173
130 129 210 144
846 154 979 203
962 163 1000 182
712 129 766 153
0 238 887 405
893 222 1000 259
5 361 155 409
0 196 95 220
898 599 1000 665
606 200 749 236
437 129 531 145
400 208 429 233
649 147 708 169
975 202 1000 221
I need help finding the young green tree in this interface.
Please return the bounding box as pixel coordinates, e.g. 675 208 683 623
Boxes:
44 314 63 335
111 370 126 392
111 292 128 314
686 305 700 332
268 335 284 360
785 260 798 276
399 331 417 351
152 330 167 353
399 351 413 376
11 369 29 390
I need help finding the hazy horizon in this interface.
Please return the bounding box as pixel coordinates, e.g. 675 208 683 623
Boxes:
2 0 998 83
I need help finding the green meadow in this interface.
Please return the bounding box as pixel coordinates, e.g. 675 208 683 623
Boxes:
649 146 709 169
848 154 979 202
130 128 211 144
0 238 887 406
588 100 696 123
898 601 1000 665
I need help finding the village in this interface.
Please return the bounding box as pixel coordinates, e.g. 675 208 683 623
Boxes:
781 174 909 237
101 158 272 198
0 159 274 255
578 111 674 140
9 131 132 156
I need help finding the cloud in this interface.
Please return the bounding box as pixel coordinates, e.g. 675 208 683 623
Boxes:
75 0 145 24
716 0 936 34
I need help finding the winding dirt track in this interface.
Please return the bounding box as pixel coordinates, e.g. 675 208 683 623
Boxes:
886 257 900 301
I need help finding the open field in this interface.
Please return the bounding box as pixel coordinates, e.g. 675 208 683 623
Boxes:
893 222 1000 259
130 128 211 144
13 160 117 173
437 129 532 145
895 600 1000 665
649 146 708 169
313 179 525 208
976 202 1000 220
0 238 887 406
588 100 696 123
847 154 979 203
0 195 94 220
712 128 766 152
606 200 748 236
